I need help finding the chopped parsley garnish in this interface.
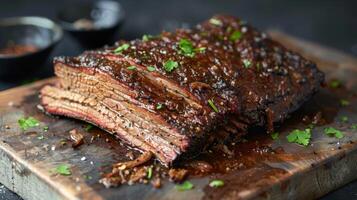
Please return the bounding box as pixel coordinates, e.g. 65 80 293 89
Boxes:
351 124 357 130
53 164 71 176
43 126 49 132
175 181 194 191
37 135 45 140
142 34 153 42
271 132 279 140
85 124 93 132
209 18 222 26
18 117 40 131
156 103 163 110
84 175 92 180
329 80 342 88
209 180 224 188
324 127 343 139
208 99 219 113
114 43 129 54
243 59 251 68
286 128 311 146
229 30 242 42
127 66 136 70
340 99 350 106
147 66 156 72
340 116 349 123
163 60 179 72
147 167 153 179
256 63 261 71
196 47 206 53
179 38 195 57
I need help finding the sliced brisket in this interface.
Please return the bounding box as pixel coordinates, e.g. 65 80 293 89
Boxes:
40 15 324 166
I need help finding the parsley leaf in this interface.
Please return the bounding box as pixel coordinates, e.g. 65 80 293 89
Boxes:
179 38 195 57
230 30 242 42
18 117 40 131
43 126 49 132
175 181 194 191
329 80 342 88
340 99 350 106
85 124 93 132
156 103 163 110
324 127 344 139
271 132 279 140
209 18 222 26
147 66 156 72
351 124 357 130
147 167 153 179
53 164 71 176
142 34 153 42
195 47 206 53
243 59 251 68
127 66 136 70
340 116 349 123
209 180 224 188
37 135 45 140
208 99 219 112
163 60 179 72
114 44 129 54
286 128 311 146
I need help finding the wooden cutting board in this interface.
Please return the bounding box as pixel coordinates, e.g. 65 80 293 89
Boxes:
1 31 357 200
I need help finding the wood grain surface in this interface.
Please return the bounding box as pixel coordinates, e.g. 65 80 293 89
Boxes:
0 31 357 200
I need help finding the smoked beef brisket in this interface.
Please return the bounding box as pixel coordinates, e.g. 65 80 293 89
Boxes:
40 15 324 166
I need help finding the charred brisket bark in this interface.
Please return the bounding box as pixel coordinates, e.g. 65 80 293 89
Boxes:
40 15 324 166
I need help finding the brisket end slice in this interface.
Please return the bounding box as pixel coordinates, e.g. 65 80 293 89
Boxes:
40 15 324 166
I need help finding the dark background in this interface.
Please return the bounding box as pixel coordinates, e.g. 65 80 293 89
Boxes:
0 0 357 199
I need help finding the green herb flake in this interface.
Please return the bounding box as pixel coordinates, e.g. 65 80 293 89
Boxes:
84 175 92 180
53 164 71 176
142 34 153 42
85 124 93 132
286 128 312 146
351 124 357 130
324 127 344 139
209 180 224 188
209 18 222 26
208 99 219 113
243 59 251 68
175 181 194 191
163 60 179 72
147 167 153 179
156 103 163 110
18 117 40 131
229 30 242 42
329 80 342 89
147 66 156 72
43 126 49 132
37 135 45 140
114 43 130 54
127 66 136 70
340 116 349 123
196 47 206 53
179 38 195 57
256 62 261 71
340 99 350 106
271 132 279 140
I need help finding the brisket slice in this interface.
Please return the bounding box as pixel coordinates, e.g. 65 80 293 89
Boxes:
40 15 324 166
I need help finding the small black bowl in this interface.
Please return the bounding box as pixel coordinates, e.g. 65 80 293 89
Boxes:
0 16 63 82
57 0 125 49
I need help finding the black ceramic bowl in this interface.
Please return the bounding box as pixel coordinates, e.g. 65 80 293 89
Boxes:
57 0 125 49
0 16 62 82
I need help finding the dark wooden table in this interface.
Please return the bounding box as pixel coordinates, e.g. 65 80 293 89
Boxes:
0 0 357 199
